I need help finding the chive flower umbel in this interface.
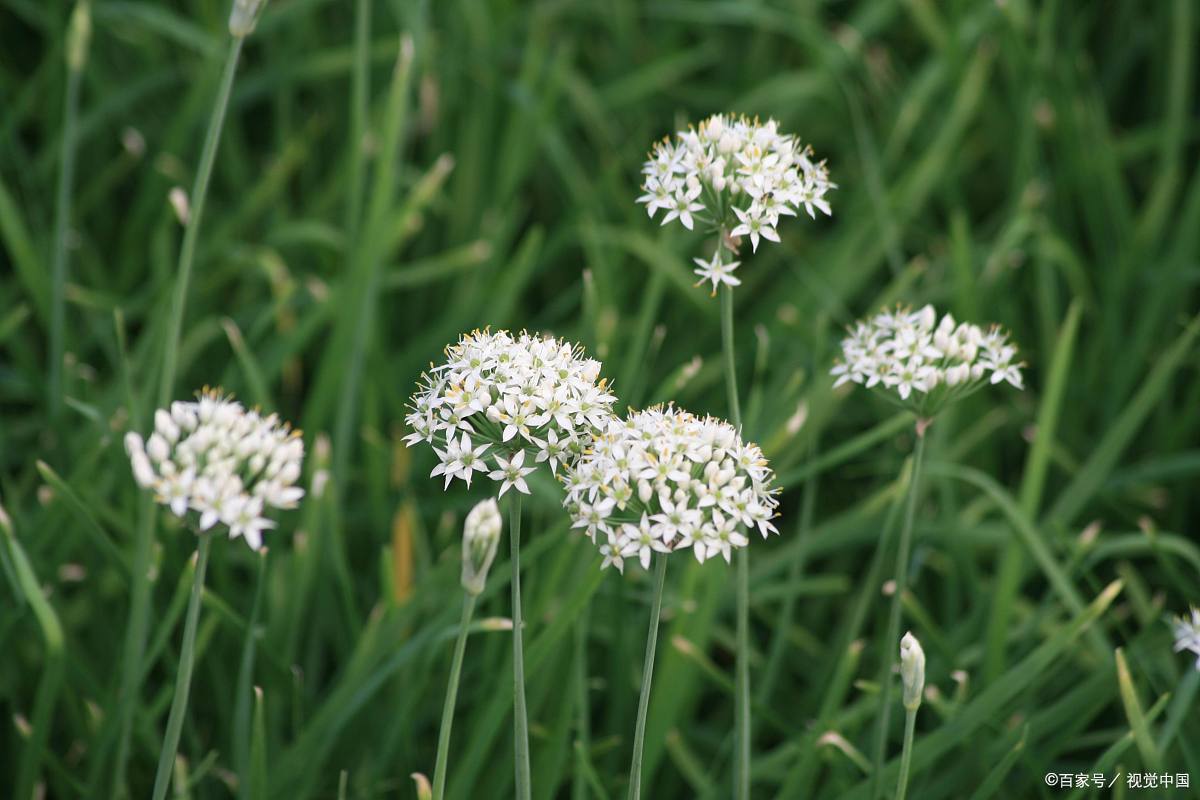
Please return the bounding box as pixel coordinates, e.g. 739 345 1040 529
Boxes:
636 114 834 292
1172 607 1200 670
403 329 618 494
124 389 305 549
831 305 1024 418
562 405 779 572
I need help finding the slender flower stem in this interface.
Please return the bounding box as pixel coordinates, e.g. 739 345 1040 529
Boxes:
235 550 268 800
719 253 742 429
109 36 245 797
895 708 917 800
718 245 751 800
510 496 532 800
870 430 928 798
157 36 244 404
150 533 213 800
433 592 478 800
627 555 668 800
572 605 591 800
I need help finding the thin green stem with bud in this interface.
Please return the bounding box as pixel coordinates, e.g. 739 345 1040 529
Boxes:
433 592 478 800
510 496 532 800
627 555 668 800
895 707 917 800
717 239 751 800
871 429 927 798
157 35 244 404
150 533 213 800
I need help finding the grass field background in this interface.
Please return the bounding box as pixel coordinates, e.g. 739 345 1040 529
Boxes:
2 0 1199 797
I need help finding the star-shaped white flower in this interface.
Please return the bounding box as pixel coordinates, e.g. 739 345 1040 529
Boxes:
692 251 742 296
489 449 535 497
620 513 671 570
730 205 779 252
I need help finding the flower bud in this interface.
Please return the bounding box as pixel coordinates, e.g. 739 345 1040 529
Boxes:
461 498 502 596
900 631 925 711
66 0 91 72
229 0 266 38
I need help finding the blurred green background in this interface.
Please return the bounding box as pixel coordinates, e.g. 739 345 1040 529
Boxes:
2 0 1198 797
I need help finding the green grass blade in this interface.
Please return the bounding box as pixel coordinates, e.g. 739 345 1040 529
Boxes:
35 460 132 578
1048 314 1200 524
1 500 67 800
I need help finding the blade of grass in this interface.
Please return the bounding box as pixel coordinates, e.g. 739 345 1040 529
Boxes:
1048 314 1200 525
1 500 66 800
1114 648 1161 771
986 299 1082 683
35 460 131 578
48 0 90 419
928 463 1111 657
966 724 1027 800
221 318 269 408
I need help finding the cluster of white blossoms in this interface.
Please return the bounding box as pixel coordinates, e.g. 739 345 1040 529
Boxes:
1173 607 1200 670
562 406 779 572
830 305 1024 417
125 390 305 550
403 330 618 494
637 113 834 288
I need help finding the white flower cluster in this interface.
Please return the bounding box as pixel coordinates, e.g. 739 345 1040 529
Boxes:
1173 607 1200 670
562 406 779 572
637 113 835 255
830 305 1024 417
125 390 305 550
404 330 617 494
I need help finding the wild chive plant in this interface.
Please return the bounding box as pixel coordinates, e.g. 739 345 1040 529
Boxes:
404 329 617 800
895 632 926 800
562 405 779 800
831 304 1023 790
432 498 502 800
637 113 832 798
125 389 304 800
105 2 268 793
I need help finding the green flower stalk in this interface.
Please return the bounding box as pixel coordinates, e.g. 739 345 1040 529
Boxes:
433 499 502 800
510 496 532 800
626 555 668 800
637 114 833 800
895 632 925 800
560 405 780 799
151 534 212 800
